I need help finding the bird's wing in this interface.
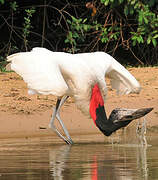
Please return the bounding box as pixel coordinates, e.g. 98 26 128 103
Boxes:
7 50 68 96
106 58 141 95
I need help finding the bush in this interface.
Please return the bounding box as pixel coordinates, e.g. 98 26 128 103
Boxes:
0 0 157 66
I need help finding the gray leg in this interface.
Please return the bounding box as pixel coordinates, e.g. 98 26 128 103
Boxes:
56 113 73 143
49 96 73 144
56 96 73 144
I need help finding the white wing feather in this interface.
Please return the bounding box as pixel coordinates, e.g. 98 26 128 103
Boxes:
7 49 68 96
106 56 141 95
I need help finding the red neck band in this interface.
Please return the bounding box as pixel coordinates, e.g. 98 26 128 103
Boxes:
89 84 104 123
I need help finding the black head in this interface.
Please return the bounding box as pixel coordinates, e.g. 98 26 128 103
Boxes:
95 106 153 136
109 108 153 123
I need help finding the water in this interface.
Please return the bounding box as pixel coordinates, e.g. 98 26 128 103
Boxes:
0 134 158 180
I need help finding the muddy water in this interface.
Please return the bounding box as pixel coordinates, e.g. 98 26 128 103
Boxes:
0 134 158 180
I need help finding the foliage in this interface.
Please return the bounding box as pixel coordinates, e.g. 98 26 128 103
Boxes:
65 0 158 64
0 56 8 72
23 7 36 51
0 0 4 4
65 16 91 53
10 1 18 11
0 0 158 68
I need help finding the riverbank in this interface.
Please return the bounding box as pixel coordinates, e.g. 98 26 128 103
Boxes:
0 67 158 142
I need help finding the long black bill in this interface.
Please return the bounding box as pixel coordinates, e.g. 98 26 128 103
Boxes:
95 106 153 136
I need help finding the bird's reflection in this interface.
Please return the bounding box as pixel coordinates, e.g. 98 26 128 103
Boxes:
49 145 71 179
136 145 148 180
48 142 149 180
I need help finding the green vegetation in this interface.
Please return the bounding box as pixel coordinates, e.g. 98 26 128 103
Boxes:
0 0 157 69
23 7 36 51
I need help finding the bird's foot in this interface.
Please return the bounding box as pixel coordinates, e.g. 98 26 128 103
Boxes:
49 124 74 145
65 138 74 145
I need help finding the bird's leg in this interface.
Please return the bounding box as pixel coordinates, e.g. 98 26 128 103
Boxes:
49 96 73 145
49 99 70 144
55 96 73 144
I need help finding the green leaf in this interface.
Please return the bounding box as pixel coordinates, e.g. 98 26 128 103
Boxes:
68 31 73 38
113 34 117 40
107 27 112 32
129 7 134 15
134 3 139 9
131 36 137 40
124 6 128 16
153 34 158 39
132 40 136 46
131 0 136 5
67 19 72 24
101 37 108 43
147 36 151 44
71 16 78 23
10 1 18 11
83 24 90 31
140 36 144 43
76 25 80 31
73 32 79 38
104 0 109 6
64 39 69 43
143 17 148 24
152 38 157 47
138 11 144 24
0 0 4 4
110 34 114 39
119 0 124 3
78 18 82 23
83 18 87 23
136 35 143 43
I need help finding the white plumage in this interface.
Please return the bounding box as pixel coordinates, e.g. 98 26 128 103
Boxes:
7 47 143 144
7 47 140 115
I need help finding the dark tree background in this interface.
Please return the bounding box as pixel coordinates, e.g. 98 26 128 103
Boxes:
0 0 158 67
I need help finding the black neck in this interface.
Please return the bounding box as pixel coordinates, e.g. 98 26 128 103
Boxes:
95 105 131 136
